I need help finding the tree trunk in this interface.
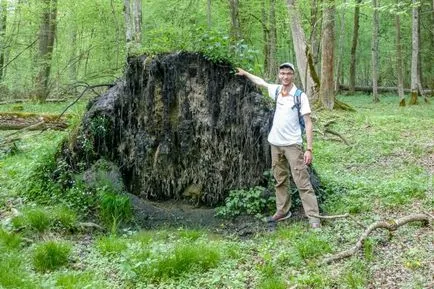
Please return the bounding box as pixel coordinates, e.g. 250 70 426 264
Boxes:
229 0 242 42
207 0 212 28
371 0 380 103
262 0 269 78
310 0 321 72
124 0 142 55
395 0 405 106
349 0 361 94
266 0 277 82
319 0 335 109
410 0 420 105
286 0 320 102
34 0 58 102
335 0 346 92
0 0 7 81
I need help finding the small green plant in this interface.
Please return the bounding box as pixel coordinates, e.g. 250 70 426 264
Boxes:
32 241 71 272
363 238 375 261
216 186 274 218
96 235 128 256
177 228 204 240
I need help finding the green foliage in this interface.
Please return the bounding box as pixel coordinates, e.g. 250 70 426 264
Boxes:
32 241 71 272
363 238 375 261
216 186 275 218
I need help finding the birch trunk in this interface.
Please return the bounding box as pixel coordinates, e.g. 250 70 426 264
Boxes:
124 0 142 55
410 0 419 105
371 0 380 103
34 0 58 102
395 1 405 106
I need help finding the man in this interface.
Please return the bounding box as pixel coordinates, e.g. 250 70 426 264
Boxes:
236 63 320 228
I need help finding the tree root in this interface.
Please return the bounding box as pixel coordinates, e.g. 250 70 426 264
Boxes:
318 213 432 265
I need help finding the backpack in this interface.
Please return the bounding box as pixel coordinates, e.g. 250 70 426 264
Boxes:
274 85 305 134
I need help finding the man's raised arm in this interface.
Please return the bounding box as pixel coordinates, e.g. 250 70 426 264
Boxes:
235 68 270 89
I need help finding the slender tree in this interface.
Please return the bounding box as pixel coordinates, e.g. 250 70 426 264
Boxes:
124 0 142 55
349 0 361 94
266 0 277 81
286 0 320 102
34 0 58 102
395 0 405 106
371 0 380 103
410 0 422 104
335 0 346 91
229 0 242 42
207 0 212 28
319 0 335 109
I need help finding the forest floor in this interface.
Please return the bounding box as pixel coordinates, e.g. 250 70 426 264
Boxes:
0 94 433 289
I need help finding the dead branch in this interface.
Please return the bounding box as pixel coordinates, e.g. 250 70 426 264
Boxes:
324 128 351 146
321 213 432 265
309 213 366 229
57 83 113 119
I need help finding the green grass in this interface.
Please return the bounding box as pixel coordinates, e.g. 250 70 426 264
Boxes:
32 241 71 272
0 95 432 288
96 235 128 256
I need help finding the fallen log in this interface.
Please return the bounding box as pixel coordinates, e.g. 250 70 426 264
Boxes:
339 85 432 95
319 213 432 265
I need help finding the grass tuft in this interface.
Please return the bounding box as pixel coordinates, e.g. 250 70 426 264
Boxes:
32 240 71 272
96 235 128 256
0 228 22 250
134 243 220 282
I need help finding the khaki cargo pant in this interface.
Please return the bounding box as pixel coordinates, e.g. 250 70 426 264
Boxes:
271 144 320 224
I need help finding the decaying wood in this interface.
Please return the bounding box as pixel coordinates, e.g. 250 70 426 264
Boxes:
320 213 432 265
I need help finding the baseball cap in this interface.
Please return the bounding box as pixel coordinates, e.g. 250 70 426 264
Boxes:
279 62 295 71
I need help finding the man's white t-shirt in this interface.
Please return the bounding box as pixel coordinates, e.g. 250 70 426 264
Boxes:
267 84 311 146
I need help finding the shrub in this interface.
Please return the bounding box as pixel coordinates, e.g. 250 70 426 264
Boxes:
216 186 275 218
32 241 71 272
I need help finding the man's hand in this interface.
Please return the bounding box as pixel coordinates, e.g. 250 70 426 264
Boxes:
235 68 246 76
304 150 312 165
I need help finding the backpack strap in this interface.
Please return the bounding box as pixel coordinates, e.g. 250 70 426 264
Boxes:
274 85 281 101
291 88 302 110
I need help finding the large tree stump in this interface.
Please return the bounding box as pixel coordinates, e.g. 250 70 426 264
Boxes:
64 53 274 206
